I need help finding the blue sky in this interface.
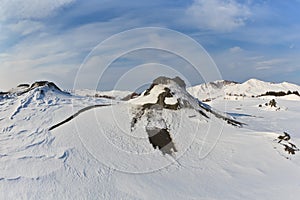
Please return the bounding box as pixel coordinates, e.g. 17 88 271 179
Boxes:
0 0 300 91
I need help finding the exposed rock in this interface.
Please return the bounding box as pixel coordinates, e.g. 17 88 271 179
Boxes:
95 94 115 99
144 83 157 96
0 92 9 96
17 84 30 88
152 76 186 88
122 92 140 101
146 127 177 155
276 132 299 156
29 81 62 92
269 99 277 107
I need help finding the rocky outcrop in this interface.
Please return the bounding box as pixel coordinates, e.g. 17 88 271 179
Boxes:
130 76 245 155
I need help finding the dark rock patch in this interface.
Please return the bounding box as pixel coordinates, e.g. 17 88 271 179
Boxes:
277 132 290 143
198 101 244 127
94 94 115 99
283 144 297 155
144 83 157 96
30 81 62 91
17 84 30 88
122 92 140 101
0 92 9 96
276 132 299 156
152 76 186 88
269 99 277 107
146 127 177 155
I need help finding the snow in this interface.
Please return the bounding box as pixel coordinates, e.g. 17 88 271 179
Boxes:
74 89 132 100
130 85 166 105
0 78 300 199
188 78 300 100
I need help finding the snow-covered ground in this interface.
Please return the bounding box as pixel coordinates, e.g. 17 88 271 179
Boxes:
0 78 300 199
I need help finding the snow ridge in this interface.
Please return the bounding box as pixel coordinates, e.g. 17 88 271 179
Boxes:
188 78 300 100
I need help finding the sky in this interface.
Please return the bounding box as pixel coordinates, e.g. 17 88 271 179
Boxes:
0 0 300 91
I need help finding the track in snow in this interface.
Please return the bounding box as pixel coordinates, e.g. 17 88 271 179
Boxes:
49 104 111 131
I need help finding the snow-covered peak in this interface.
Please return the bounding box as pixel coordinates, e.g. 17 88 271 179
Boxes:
188 78 300 101
129 77 243 132
243 78 265 85
235 79 300 96
241 78 293 89
130 76 198 109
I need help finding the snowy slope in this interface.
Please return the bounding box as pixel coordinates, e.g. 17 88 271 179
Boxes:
0 82 112 180
188 78 300 101
1 78 300 200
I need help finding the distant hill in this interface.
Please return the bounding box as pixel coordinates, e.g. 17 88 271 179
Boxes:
188 78 300 101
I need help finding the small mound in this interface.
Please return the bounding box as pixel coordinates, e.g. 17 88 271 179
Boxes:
130 76 244 155
6 81 70 119
3 81 69 97
19 81 66 96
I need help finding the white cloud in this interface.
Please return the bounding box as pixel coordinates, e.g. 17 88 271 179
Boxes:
254 58 286 70
0 19 143 90
289 44 295 49
74 27 221 90
8 20 44 36
229 46 243 53
212 46 300 83
186 0 251 32
0 0 75 21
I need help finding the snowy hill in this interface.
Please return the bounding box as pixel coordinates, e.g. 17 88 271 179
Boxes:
1 78 300 199
188 78 300 101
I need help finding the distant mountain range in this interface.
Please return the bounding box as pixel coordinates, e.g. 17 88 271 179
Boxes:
188 78 300 101
2 78 299 102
